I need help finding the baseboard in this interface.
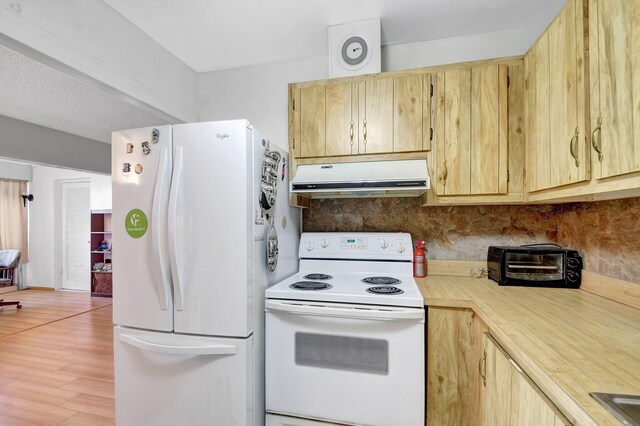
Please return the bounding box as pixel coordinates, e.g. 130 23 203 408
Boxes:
581 271 640 310
25 286 55 291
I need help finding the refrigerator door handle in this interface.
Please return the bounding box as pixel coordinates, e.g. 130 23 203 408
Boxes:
119 334 236 356
168 146 184 311
151 146 171 310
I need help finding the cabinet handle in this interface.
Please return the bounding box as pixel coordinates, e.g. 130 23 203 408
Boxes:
363 119 368 146
479 349 487 387
350 121 354 146
592 117 603 162
570 127 580 167
440 159 448 182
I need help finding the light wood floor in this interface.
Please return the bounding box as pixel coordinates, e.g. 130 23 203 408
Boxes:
0 290 115 425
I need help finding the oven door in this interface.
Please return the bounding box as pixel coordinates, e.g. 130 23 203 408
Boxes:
265 299 425 426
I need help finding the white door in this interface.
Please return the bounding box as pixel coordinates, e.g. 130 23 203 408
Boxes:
170 120 253 337
114 326 253 426
60 181 90 291
112 125 173 332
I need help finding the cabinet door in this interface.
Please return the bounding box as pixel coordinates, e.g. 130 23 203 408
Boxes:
436 68 471 195
359 78 394 154
591 0 640 179
427 307 477 425
548 0 584 188
326 83 358 156
527 0 587 192
393 74 423 152
300 85 326 158
484 335 570 426
436 65 508 196
526 32 551 192
470 65 509 194
484 334 516 425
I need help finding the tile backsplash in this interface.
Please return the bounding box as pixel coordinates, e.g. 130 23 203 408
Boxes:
303 197 640 284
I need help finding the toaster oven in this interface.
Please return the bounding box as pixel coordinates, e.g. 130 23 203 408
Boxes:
487 245 583 288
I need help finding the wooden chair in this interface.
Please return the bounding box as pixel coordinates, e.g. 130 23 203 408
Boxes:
0 250 22 309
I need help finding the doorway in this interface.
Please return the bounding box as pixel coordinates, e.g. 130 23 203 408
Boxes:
59 180 90 291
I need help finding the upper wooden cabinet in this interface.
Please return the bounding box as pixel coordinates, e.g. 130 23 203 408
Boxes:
394 75 428 152
435 64 509 196
526 0 640 202
589 0 640 179
289 73 433 160
298 86 326 158
526 0 588 192
358 77 394 154
326 83 358 156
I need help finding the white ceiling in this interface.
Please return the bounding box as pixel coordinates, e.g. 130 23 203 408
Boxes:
102 0 565 72
0 44 170 144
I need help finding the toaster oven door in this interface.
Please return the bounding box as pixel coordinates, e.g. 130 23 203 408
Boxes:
504 252 565 282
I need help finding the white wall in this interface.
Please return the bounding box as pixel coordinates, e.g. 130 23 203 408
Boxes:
27 165 111 288
381 27 543 71
198 27 543 149
198 55 328 152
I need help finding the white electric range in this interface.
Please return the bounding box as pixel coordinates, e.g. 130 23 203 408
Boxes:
265 232 425 426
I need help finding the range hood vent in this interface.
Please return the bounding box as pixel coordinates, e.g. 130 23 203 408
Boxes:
290 159 430 199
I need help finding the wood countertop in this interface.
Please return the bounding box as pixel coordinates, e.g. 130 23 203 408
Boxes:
417 276 640 426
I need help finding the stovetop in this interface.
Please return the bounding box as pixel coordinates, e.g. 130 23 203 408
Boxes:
266 232 423 308
266 266 423 308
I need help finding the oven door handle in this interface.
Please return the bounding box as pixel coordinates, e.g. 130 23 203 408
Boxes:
265 300 424 321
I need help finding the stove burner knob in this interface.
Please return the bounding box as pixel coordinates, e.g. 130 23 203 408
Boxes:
396 242 405 253
320 238 329 248
379 239 389 249
305 241 314 252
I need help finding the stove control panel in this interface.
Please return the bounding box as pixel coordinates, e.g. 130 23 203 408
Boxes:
340 237 367 250
299 232 413 261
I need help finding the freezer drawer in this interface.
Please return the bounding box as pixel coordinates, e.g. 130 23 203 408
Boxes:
114 326 254 426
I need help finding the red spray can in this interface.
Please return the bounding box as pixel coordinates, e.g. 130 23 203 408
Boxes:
413 240 427 278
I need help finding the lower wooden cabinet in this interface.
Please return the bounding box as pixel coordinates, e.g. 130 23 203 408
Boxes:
484 334 570 425
427 307 571 426
426 307 485 425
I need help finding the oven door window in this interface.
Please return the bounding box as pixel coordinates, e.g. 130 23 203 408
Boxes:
505 252 564 281
295 332 388 375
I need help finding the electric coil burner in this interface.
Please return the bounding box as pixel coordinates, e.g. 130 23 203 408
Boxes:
289 281 332 291
266 232 425 426
303 273 333 280
362 276 402 285
366 286 405 295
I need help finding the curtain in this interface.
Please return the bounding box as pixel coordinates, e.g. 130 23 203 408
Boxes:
0 179 29 263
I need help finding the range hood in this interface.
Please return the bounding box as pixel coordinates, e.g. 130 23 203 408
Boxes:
290 159 430 199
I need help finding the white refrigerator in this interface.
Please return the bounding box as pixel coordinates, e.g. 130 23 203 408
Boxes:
111 120 300 426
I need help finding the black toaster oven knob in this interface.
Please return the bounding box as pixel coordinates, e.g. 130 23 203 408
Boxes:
567 257 580 268
567 271 579 283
